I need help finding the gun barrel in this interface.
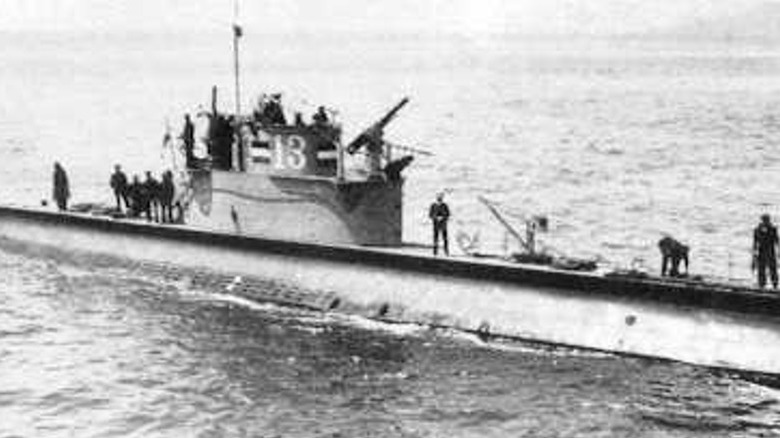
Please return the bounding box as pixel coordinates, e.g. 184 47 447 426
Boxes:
375 97 410 130
346 97 410 154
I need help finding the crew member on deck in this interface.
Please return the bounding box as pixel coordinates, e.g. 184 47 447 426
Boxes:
159 170 175 223
144 171 161 223
52 161 70 212
753 214 779 289
429 193 451 256
254 94 269 124
110 164 129 212
313 106 329 126
658 236 689 277
181 114 195 167
264 94 286 125
127 175 146 219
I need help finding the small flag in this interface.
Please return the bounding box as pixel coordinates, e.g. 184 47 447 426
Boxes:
162 130 172 148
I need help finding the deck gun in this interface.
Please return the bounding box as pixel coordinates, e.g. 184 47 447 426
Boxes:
346 97 410 154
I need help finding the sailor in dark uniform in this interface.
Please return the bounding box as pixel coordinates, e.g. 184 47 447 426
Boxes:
313 106 329 126
264 94 286 125
658 236 689 277
52 162 70 212
753 214 779 289
159 170 175 223
110 164 129 212
144 171 161 223
429 193 450 256
127 175 147 219
181 114 195 167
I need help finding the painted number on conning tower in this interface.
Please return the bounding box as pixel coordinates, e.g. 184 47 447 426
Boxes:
273 134 307 171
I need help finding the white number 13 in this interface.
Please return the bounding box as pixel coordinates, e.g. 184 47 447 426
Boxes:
273 135 307 170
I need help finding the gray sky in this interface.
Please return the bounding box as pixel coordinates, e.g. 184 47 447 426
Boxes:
1 0 772 35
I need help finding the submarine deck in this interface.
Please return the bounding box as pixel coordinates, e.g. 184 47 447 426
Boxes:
1 205 779 319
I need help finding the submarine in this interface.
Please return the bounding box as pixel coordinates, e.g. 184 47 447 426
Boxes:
2 25 779 378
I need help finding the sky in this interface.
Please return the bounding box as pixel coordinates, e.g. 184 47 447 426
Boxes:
1 0 776 36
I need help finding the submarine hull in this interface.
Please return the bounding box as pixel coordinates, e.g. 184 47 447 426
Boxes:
1 206 779 375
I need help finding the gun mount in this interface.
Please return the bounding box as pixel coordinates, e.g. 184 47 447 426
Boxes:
346 97 409 154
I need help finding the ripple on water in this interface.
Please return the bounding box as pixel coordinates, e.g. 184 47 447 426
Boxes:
635 366 780 436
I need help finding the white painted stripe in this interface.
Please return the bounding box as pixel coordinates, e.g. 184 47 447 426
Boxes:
316 150 338 160
251 148 271 159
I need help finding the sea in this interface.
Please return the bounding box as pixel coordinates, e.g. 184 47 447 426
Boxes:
1 30 780 436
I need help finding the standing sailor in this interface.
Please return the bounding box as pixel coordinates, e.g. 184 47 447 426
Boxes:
127 175 143 217
429 193 450 256
144 171 161 223
110 164 129 212
753 213 779 289
52 162 70 212
159 170 175 223
181 114 195 168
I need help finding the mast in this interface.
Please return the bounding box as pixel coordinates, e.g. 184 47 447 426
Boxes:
232 0 245 171
232 0 242 115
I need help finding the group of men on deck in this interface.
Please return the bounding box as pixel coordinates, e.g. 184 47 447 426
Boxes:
253 93 287 125
648 214 780 289
51 160 780 289
110 165 176 223
50 162 177 223
430 192 780 290
251 94 333 129
178 97 334 171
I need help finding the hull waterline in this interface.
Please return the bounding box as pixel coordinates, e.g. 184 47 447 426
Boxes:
1 205 779 375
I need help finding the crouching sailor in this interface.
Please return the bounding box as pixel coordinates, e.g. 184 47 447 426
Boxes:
658 236 689 277
753 213 779 289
